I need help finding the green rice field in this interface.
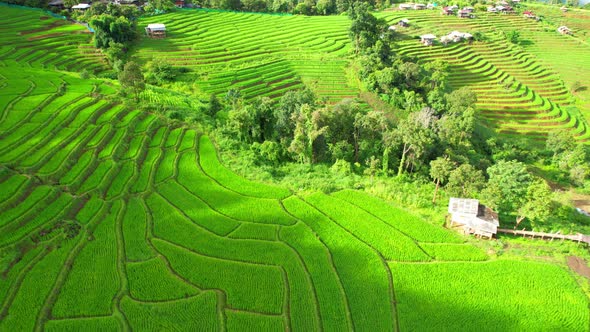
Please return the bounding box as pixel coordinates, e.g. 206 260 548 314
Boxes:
0 5 589 331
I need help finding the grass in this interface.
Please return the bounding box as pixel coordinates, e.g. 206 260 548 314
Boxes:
127 257 200 301
391 260 589 331
0 5 588 332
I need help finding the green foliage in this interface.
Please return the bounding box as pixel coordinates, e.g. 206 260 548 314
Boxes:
482 160 532 214
505 29 520 44
430 156 454 203
446 163 486 198
143 0 176 13
288 104 328 165
118 61 145 101
90 14 136 49
516 178 553 228
198 136 291 198
144 58 176 84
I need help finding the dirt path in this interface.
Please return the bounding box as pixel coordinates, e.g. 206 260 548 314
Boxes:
567 256 590 279
571 191 590 212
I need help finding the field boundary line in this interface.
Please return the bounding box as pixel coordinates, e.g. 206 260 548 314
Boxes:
278 225 323 332
330 193 437 260
279 201 354 330
300 196 400 332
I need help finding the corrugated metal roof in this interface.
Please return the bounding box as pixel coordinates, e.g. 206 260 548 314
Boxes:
448 197 479 215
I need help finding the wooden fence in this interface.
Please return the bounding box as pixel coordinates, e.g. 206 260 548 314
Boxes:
497 228 590 245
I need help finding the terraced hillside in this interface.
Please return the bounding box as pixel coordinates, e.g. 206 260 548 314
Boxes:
1 63 588 330
136 10 358 103
518 4 590 118
377 9 590 141
0 5 107 73
1 7 589 331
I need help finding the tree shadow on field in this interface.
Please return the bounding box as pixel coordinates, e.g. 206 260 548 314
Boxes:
301 240 580 331
139 30 193 52
391 286 570 332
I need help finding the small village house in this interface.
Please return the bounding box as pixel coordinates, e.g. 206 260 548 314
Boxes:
558 26 572 35
463 6 474 13
398 3 413 10
487 6 498 13
145 23 166 38
71 3 91 10
414 3 426 10
448 198 499 239
441 7 454 15
426 3 435 9
457 9 473 18
420 34 436 46
441 31 472 45
398 19 410 27
175 0 185 7
48 0 65 9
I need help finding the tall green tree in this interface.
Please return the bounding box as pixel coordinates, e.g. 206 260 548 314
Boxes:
394 108 436 176
288 104 328 165
516 178 552 228
430 156 455 204
481 160 532 217
118 61 145 102
227 105 255 142
446 163 485 198
273 89 316 148
364 156 381 184
90 15 136 49
348 3 385 54
546 129 575 158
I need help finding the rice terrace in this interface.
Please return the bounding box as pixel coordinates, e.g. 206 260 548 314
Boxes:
1 0 590 331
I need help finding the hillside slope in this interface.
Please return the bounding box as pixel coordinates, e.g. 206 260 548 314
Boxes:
136 10 357 104
376 8 590 141
0 7 588 331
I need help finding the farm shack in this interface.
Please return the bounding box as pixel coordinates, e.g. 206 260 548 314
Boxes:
523 10 534 18
398 19 410 27
71 3 91 10
463 6 474 12
457 9 474 18
145 23 166 38
420 34 436 46
398 4 412 10
558 26 572 35
414 3 426 10
487 6 498 12
441 7 454 15
48 0 65 9
388 25 397 31
448 198 499 239
426 3 435 9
